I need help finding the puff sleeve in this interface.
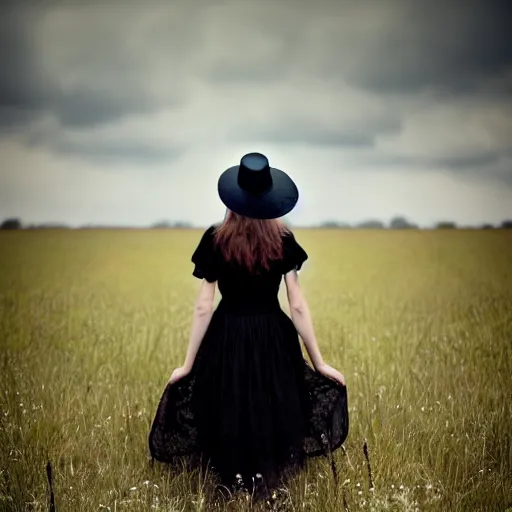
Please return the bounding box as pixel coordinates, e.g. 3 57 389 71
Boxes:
191 226 219 282
281 231 309 274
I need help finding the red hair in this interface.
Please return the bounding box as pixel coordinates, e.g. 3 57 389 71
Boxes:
213 210 290 273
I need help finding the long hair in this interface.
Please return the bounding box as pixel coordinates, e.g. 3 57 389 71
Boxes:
213 210 290 273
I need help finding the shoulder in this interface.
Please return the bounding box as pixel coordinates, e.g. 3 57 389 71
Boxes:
197 224 220 244
280 228 308 272
205 224 218 236
193 223 225 255
192 225 218 258
281 228 301 247
207 223 223 236
191 225 222 281
281 227 294 239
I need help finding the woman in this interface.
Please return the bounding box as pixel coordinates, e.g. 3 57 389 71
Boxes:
149 153 349 499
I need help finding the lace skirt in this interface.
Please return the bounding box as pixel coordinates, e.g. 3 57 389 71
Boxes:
148 305 349 493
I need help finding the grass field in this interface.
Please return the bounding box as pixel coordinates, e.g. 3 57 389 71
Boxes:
1 228 511 512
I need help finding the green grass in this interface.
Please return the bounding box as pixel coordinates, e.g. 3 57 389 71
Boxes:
0 228 511 511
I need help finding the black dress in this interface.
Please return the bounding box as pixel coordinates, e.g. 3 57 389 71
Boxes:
149 226 349 495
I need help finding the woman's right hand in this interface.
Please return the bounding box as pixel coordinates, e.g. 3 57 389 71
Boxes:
316 363 346 386
168 366 191 385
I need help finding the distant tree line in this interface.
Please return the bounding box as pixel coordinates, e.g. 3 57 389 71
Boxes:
316 216 512 230
0 218 194 230
0 218 22 230
2 216 512 230
0 218 71 230
150 220 193 229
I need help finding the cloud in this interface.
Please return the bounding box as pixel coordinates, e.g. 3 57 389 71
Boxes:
20 112 185 164
0 0 511 227
0 2 196 130
4 0 509 135
0 5 43 118
33 135 183 165
339 0 512 95
194 0 512 96
224 82 403 147
374 98 512 184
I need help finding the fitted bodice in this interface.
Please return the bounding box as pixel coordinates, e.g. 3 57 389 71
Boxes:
191 225 308 314
216 262 284 313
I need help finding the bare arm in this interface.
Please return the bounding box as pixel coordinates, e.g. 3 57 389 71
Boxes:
284 270 346 385
169 279 216 383
284 270 324 369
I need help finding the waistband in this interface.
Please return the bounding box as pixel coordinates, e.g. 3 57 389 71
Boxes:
217 297 281 314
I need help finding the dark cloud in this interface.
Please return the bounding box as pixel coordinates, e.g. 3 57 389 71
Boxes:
346 0 512 95
197 5 304 84
201 0 512 97
0 0 511 174
379 152 503 170
18 115 183 163
45 88 160 129
2 0 511 132
351 144 510 167
26 133 184 164
0 2 190 130
430 154 504 170
0 5 43 114
203 58 290 85
228 101 402 147
350 149 512 188
0 107 36 134
232 126 376 147
51 139 184 164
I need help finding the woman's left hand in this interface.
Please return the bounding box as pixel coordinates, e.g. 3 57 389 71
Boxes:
168 366 191 385
316 363 346 386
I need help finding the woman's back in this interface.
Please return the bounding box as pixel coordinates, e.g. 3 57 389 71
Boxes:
191 224 308 311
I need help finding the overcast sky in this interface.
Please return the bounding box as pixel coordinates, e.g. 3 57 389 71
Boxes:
1 0 511 228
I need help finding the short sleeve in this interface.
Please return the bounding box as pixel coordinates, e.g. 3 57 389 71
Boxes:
191 226 219 282
281 232 309 274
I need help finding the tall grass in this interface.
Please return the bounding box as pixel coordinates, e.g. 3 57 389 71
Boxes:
1 229 511 511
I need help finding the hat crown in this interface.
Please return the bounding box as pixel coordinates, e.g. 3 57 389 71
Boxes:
237 153 273 195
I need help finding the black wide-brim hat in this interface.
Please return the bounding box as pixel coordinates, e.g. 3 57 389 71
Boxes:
218 153 299 220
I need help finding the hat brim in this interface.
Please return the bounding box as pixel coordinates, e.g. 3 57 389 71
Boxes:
218 166 299 220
